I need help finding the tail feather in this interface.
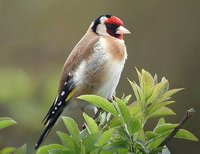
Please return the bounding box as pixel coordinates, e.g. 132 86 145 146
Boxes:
35 76 75 149
41 96 58 124
35 116 57 149
35 106 65 149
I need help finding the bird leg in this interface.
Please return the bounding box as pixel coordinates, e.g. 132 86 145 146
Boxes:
93 107 102 119
108 95 116 103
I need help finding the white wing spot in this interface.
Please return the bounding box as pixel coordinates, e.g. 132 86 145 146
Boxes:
64 82 67 85
52 111 55 114
55 107 57 110
61 91 65 96
58 101 62 106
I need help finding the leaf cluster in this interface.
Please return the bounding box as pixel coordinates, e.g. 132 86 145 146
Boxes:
36 69 198 154
0 117 27 154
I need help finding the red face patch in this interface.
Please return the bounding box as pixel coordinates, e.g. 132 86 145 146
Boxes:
105 16 124 26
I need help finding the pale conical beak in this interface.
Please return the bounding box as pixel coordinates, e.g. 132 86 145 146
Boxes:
116 26 131 35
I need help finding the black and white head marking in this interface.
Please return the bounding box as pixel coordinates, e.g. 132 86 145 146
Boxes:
91 14 112 36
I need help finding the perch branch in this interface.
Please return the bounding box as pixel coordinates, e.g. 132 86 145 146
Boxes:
158 108 195 147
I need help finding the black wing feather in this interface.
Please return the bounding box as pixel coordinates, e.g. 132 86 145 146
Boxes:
35 75 74 149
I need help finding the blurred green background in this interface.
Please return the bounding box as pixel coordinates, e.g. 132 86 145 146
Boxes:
0 0 199 153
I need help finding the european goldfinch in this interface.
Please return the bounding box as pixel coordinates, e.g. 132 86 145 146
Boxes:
35 14 130 149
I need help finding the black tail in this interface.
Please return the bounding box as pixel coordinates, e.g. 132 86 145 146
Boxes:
35 102 66 149
35 76 74 149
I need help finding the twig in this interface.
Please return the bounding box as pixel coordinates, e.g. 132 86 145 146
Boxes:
158 108 195 147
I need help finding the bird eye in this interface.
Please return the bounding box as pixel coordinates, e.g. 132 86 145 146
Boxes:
106 24 112 29
106 23 118 31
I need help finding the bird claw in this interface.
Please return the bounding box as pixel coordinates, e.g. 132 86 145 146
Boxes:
107 95 116 102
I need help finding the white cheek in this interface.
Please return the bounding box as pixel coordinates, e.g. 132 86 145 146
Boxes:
100 16 108 23
96 24 109 36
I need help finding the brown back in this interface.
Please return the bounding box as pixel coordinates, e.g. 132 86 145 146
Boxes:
58 29 100 94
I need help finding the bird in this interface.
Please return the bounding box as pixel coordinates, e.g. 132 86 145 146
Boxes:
35 14 131 149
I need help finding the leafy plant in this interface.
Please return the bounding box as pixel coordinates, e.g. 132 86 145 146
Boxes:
36 69 198 154
0 117 27 154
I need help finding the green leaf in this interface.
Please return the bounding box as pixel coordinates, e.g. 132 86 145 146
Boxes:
83 113 99 134
147 130 173 150
155 118 166 129
145 131 158 141
135 140 150 153
103 140 128 152
96 128 114 146
136 67 142 84
78 95 118 117
147 80 169 103
175 129 199 141
114 127 129 140
147 101 174 117
148 107 176 119
122 94 132 104
128 101 141 118
0 117 17 129
80 141 86 154
36 144 67 154
48 149 71 154
137 129 146 141
13 144 26 154
61 117 79 142
83 132 101 153
160 88 183 100
115 98 130 122
140 69 155 100
128 79 140 101
117 148 129 154
108 118 121 128
100 149 117 154
0 147 16 154
57 131 79 153
154 123 178 134
126 116 140 135
90 148 101 154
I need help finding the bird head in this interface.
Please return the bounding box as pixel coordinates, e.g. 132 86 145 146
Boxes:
91 15 131 40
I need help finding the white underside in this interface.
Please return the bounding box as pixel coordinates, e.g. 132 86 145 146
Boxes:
69 37 127 111
96 60 125 99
